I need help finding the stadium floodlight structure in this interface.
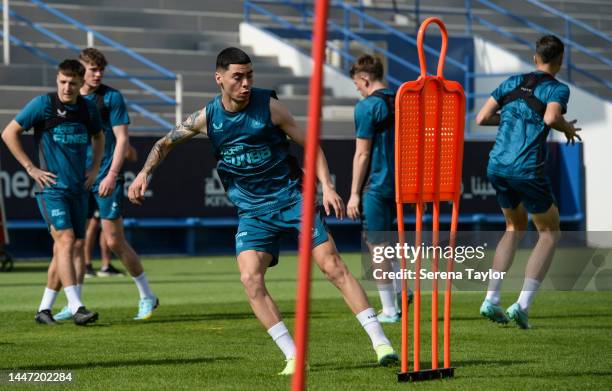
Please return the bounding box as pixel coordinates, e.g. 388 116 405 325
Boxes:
293 1 329 390
395 17 465 382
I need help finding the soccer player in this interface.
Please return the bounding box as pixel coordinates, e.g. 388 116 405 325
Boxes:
1 59 104 326
53 48 158 321
346 54 411 323
475 35 581 329
128 47 399 375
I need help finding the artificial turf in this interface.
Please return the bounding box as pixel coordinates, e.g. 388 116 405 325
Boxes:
1 254 611 390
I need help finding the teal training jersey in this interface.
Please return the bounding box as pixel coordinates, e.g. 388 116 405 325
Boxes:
83 84 130 190
206 88 302 216
487 72 569 179
354 88 395 198
15 94 102 193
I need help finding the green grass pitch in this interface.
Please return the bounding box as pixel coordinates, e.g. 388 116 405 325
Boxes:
1 254 611 390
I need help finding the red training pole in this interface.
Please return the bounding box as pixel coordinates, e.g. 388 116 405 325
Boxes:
292 1 329 390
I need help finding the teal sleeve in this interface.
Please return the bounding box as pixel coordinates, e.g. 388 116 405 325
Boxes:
355 98 387 139
15 95 48 131
548 83 569 114
491 76 520 103
107 90 130 127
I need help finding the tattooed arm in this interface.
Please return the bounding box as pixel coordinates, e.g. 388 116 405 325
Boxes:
128 109 207 205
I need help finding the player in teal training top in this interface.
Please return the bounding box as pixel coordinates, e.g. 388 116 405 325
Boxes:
1 59 105 326
347 54 411 324
476 35 581 329
51 48 158 322
128 47 399 375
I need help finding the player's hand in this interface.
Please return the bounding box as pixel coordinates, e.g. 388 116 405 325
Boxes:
128 171 149 205
347 193 361 220
322 185 345 220
26 165 56 189
84 169 98 190
98 172 117 197
564 119 582 145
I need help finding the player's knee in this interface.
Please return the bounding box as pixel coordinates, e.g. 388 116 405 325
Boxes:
104 234 124 252
73 239 84 251
55 232 76 250
504 227 527 242
240 272 265 295
320 254 349 284
537 227 561 243
506 217 528 232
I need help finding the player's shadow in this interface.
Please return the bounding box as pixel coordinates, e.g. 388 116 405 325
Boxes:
136 310 333 325
3 356 240 371
0 266 50 273
311 359 533 372
469 370 612 379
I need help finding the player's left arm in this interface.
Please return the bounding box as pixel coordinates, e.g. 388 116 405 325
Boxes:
98 124 128 197
544 102 581 145
270 98 345 219
475 97 500 126
544 86 581 145
86 131 105 190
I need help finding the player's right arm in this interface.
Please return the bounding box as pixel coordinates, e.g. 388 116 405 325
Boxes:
1 119 57 188
128 108 207 205
475 97 501 126
347 138 372 220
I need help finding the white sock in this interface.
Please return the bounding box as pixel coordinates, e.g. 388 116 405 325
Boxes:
132 272 155 300
485 269 504 305
377 283 397 316
38 288 58 312
267 321 296 359
76 284 83 299
64 285 84 314
356 308 390 348
516 278 541 313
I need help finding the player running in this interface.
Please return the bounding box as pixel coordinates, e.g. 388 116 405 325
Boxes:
128 47 399 374
476 35 581 329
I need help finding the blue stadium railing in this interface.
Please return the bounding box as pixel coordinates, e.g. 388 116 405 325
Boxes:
472 0 611 92
244 0 481 134
0 0 179 131
244 0 610 129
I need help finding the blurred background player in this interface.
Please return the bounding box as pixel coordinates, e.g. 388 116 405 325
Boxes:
1 59 103 326
128 47 399 375
476 35 581 329
346 54 411 323
53 48 158 321
83 143 138 278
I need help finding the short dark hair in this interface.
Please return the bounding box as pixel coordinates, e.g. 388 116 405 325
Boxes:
79 47 108 68
216 47 251 70
349 54 384 80
58 59 85 78
535 35 564 64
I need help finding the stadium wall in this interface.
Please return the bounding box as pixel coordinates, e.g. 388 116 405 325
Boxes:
2 138 583 258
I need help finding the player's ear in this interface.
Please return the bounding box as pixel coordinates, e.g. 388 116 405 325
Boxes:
362 75 369 88
214 71 222 86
